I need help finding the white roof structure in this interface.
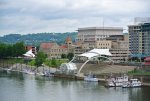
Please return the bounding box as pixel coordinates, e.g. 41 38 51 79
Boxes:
78 49 112 59
23 49 35 57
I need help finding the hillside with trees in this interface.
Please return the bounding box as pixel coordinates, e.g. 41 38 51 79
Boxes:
0 32 77 46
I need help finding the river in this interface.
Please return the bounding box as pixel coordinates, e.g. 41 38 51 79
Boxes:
0 70 150 101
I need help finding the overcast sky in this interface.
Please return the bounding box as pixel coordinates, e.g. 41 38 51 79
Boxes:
0 0 150 36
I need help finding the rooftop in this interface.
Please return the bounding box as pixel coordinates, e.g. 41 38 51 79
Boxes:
40 42 56 49
78 27 123 31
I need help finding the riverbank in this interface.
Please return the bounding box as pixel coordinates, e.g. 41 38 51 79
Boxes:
0 63 57 75
1 62 150 86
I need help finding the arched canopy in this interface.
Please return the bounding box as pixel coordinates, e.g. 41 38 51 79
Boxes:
78 49 112 59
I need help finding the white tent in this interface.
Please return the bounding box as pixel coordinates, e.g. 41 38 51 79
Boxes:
76 49 112 75
78 49 112 59
23 49 35 57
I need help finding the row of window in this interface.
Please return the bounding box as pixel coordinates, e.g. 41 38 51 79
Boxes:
96 47 109 49
49 49 67 52
98 43 110 46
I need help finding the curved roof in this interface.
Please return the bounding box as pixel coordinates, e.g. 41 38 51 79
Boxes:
78 49 112 59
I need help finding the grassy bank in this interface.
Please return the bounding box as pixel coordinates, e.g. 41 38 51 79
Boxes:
128 69 150 76
0 58 68 68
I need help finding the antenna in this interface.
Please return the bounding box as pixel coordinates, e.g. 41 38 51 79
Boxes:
102 17 104 39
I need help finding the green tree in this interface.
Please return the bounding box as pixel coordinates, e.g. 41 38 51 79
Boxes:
51 58 57 67
6 45 13 57
0 43 12 58
61 54 67 58
67 53 74 61
0 43 6 58
13 42 26 57
35 51 47 67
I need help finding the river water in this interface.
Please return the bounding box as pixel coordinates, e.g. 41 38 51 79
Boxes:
0 71 150 101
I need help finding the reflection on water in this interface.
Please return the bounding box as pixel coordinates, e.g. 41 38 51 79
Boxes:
0 70 150 101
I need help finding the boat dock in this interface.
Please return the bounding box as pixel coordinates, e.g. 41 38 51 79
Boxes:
142 83 150 87
76 74 106 82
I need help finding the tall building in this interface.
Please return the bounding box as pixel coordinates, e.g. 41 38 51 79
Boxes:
128 18 150 56
77 27 123 48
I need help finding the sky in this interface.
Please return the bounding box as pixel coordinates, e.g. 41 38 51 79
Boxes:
0 0 150 36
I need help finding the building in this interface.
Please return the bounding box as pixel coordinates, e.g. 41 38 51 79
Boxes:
95 40 112 49
77 27 123 41
109 35 129 61
134 17 150 25
75 27 129 62
39 36 74 58
128 18 150 56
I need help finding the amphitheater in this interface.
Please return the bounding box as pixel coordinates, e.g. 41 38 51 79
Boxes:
75 62 136 75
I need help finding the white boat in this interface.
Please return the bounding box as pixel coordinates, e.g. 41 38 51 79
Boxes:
122 79 142 88
84 74 98 82
106 75 128 87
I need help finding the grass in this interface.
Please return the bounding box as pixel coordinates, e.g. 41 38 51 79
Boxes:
0 58 69 68
128 69 150 76
0 58 24 64
44 59 68 68
27 58 69 68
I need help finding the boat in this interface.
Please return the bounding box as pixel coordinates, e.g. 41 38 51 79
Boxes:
84 74 98 82
122 79 142 88
106 74 128 87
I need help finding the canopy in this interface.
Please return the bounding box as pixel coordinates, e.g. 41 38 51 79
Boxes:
23 49 35 57
78 49 112 59
144 57 150 61
129 53 147 58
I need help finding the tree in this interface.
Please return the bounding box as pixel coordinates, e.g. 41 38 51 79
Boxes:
67 53 74 61
0 43 13 58
0 43 6 58
35 51 47 67
13 42 26 57
61 54 67 58
51 58 57 67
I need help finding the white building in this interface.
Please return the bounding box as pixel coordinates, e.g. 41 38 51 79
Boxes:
77 27 123 42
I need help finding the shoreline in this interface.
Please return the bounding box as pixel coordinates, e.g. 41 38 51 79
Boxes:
1 63 150 87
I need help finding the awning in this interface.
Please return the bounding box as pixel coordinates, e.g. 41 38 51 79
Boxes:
129 53 147 58
144 57 150 61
